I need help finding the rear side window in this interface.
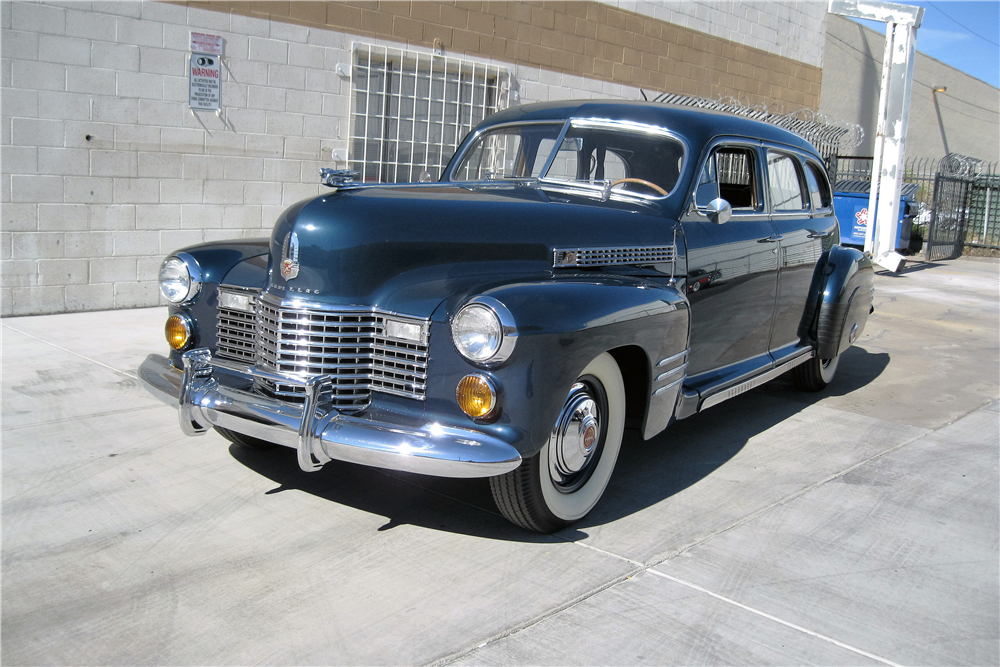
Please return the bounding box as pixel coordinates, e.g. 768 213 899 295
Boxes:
767 152 807 211
804 162 832 209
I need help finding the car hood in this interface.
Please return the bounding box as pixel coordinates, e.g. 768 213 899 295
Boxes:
263 184 675 318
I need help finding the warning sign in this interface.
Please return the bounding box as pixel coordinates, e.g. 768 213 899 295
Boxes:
189 53 221 110
190 32 223 55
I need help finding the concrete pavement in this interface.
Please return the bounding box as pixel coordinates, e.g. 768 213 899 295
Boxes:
2 257 997 665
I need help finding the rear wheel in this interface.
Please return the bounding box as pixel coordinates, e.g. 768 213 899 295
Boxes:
215 426 278 450
792 354 840 392
490 353 625 533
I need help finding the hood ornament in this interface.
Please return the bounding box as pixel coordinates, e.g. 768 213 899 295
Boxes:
319 168 360 188
280 231 299 280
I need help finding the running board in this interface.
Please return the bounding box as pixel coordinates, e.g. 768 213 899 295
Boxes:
699 351 815 411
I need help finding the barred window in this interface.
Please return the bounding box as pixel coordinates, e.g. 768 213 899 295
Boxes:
349 45 509 183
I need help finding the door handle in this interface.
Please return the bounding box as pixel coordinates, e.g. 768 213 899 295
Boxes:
807 230 833 239
757 235 784 243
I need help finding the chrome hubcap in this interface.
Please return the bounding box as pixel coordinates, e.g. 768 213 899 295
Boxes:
549 382 602 488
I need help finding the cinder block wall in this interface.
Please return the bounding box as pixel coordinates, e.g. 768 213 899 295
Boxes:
1 0 825 317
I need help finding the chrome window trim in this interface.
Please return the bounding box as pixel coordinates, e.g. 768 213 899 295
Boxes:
534 121 573 180
803 159 835 214
688 138 766 219
446 120 569 183
446 117 689 199
765 148 811 215
558 118 689 199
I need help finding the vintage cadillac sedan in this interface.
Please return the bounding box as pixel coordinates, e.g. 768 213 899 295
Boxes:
139 101 874 532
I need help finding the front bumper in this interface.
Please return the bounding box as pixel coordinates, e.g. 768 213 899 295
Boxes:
137 349 522 478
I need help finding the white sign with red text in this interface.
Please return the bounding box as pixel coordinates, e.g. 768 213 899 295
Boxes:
189 53 221 110
190 32 223 55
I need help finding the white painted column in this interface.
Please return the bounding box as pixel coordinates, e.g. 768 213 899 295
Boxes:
830 0 924 272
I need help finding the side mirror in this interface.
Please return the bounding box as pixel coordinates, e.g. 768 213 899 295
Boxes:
418 170 434 183
702 197 732 224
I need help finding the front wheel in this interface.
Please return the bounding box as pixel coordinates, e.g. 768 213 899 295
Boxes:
792 354 840 392
490 353 625 533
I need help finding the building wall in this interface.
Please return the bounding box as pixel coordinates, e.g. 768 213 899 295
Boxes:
821 14 1000 162
1 0 825 317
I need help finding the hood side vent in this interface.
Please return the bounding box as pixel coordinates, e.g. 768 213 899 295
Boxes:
553 245 676 268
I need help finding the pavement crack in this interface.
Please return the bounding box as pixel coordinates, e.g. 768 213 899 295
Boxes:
1 404 163 432
645 570 903 666
427 564 645 667
650 427 931 562
2 323 139 379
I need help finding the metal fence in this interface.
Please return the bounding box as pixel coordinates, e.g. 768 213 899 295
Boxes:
349 44 509 183
830 154 999 257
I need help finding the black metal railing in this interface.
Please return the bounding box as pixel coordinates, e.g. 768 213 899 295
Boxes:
830 154 999 257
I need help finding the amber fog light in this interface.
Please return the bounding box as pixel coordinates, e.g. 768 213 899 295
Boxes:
165 314 193 350
457 374 497 418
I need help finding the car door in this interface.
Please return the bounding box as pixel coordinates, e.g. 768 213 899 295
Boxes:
680 140 781 393
765 149 836 362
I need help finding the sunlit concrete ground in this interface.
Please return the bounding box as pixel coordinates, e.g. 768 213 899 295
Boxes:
2 257 997 665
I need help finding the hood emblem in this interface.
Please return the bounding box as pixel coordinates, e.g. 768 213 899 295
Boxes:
280 231 299 280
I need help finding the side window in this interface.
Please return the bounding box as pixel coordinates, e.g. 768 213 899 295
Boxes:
696 146 759 210
541 137 583 180
804 162 832 209
767 152 807 211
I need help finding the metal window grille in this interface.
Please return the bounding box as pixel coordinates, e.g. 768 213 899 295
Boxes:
349 44 509 183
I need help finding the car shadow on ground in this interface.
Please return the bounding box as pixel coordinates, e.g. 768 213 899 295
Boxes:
231 346 890 542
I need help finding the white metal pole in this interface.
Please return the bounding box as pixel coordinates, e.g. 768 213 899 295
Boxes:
865 22 896 255
873 23 917 266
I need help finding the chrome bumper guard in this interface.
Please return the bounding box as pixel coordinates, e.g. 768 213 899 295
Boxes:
137 349 522 478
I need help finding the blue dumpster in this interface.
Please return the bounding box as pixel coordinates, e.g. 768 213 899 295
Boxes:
833 180 918 250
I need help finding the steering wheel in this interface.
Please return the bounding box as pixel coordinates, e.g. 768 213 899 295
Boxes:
609 178 669 197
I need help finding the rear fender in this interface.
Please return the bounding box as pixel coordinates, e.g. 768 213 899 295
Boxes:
798 246 875 359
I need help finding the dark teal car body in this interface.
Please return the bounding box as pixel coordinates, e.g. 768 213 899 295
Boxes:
140 101 874 532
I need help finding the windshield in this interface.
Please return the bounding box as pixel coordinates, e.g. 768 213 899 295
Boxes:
449 121 686 198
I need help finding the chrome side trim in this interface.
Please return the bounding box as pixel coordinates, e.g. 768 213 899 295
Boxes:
657 349 690 367
655 362 688 383
138 352 522 478
653 377 684 395
699 351 814 411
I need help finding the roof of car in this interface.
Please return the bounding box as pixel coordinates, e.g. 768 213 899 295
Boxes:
479 100 821 157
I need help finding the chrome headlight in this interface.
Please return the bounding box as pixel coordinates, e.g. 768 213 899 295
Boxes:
158 253 202 303
451 296 517 365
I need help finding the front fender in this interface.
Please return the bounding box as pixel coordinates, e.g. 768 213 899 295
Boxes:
798 246 875 359
426 278 690 457
166 240 270 366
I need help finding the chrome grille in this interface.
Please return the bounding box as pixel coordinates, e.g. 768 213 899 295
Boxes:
215 288 430 411
553 245 676 268
216 288 258 363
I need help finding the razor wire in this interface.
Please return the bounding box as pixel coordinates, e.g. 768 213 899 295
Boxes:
645 91 864 162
